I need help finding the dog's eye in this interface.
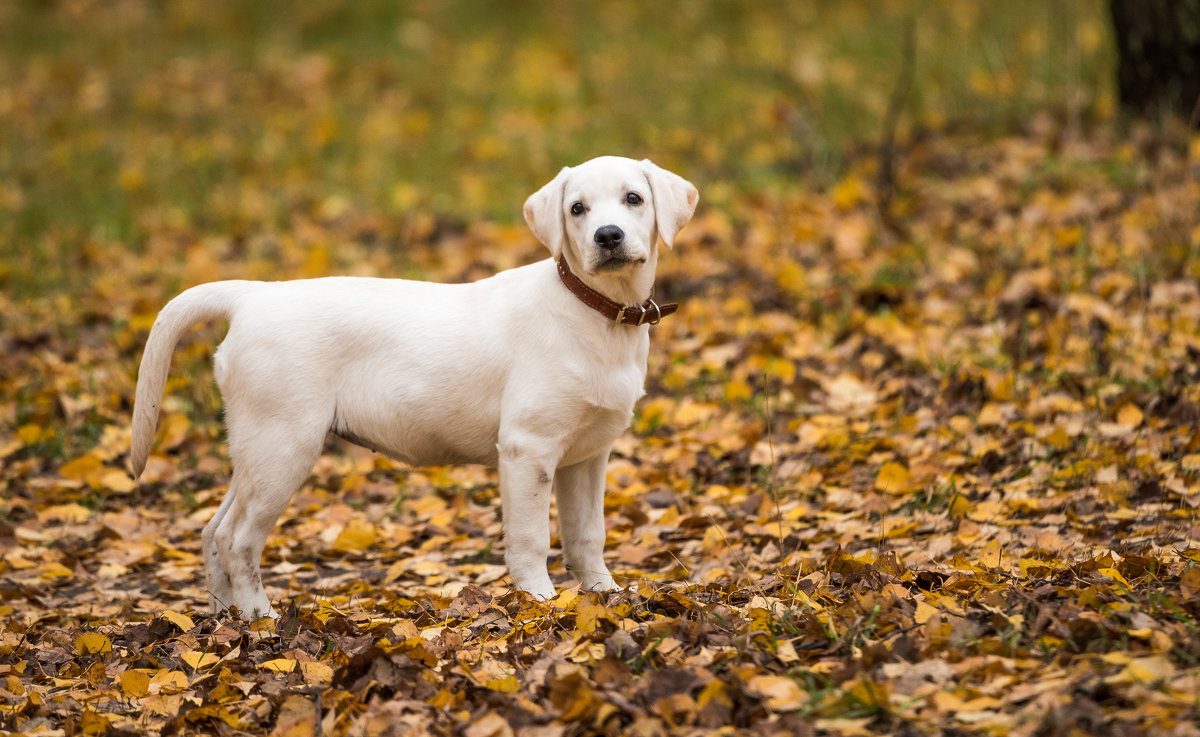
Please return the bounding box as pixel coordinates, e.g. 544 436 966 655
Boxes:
626 192 643 206
571 202 585 216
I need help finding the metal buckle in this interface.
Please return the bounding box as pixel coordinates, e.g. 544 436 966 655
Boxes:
635 300 661 326
645 299 662 326
619 301 661 326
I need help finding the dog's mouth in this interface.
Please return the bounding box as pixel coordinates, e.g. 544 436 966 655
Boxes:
593 254 646 272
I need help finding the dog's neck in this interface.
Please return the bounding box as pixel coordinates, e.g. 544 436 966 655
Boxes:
556 256 678 326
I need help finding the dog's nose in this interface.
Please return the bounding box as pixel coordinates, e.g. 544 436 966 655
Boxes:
593 225 625 250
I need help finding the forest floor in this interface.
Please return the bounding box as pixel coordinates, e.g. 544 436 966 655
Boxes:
3 121 1200 735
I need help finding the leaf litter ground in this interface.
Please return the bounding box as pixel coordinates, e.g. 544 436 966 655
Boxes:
4 125 1200 735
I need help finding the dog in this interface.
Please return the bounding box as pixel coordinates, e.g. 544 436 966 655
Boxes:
128 156 699 617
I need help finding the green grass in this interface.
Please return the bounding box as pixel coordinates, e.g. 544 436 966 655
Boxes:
0 0 1113 299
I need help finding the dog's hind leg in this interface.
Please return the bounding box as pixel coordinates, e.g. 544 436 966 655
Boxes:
202 486 238 613
213 422 325 619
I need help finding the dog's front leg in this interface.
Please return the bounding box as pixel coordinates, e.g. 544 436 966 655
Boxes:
498 440 558 599
555 450 618 592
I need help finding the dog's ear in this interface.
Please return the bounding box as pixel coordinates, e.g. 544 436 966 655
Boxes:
640 159 699 248
524 166 570 258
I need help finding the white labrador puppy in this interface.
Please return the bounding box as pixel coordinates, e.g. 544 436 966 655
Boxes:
128 156 698 617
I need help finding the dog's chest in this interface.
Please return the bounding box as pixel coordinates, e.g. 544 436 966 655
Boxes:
555 353 645 465
561 403 637 466
579 344 647 411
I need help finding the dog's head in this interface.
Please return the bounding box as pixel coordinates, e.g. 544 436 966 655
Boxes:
524 157 698 281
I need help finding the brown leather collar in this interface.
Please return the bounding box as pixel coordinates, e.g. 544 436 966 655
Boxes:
557 256 678 326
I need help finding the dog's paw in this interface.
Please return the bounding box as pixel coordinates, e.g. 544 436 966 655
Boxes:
513 578 557 601
581 578 619 593
572 567 618 593
527 584 558 601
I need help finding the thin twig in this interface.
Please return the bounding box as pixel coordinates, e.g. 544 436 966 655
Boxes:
876 15 917 231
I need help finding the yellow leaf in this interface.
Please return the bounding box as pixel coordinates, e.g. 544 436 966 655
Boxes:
273 694 317 736
159 413 191 450
874 462 913 493
832 174 866 210
776 262 807 296
765 358 796 384
1054 224 1083 248
149 669 189 694
485 675 520 693
634 397 672 433
1097 567 1130 587
118 164 146 192
550 589 581 609
1019 557 1067 578
76 632 112 655
391 182 420 210
161 610 195 632
1042 426 1072 450
40 562 74 581
724 379 753 402
332 518 378 553
747 674 805 711
17 423 49 446
977 403 1006 427
948 495 972 519
59 453 102 481
1114 656 1176 684
79 709 112 737
1116 403 1143 429
698 679 733 709
775 640 800 664
300 661 334 685
574 601 611 636
5 675 24 697
260 658 297 674
304 244 330 278
1180 566 1200 599
989 374 1015 401
383 559 407 584
1182 454 1200 474
848 679 890 709
181 651 220 670
191 705 243 729
119 669 151 698
0 437 22 458
914 599 939 624
340 471 367 493
38 503 93 524
98 468 137 493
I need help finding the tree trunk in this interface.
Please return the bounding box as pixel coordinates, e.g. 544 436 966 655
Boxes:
1109 0 1200 124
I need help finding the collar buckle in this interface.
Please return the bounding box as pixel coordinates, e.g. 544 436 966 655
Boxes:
558 256 675 327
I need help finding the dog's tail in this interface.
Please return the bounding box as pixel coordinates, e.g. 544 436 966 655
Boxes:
128 281 254 479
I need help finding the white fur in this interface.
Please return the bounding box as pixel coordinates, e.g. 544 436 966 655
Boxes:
128 156 698 617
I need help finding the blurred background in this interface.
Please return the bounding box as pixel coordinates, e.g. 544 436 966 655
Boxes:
1 0 1120 297
4 0 1198 468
